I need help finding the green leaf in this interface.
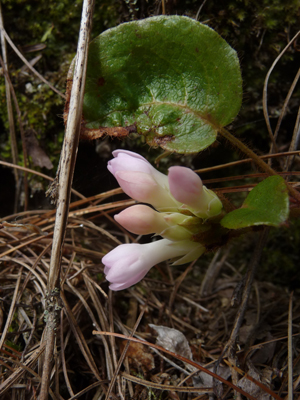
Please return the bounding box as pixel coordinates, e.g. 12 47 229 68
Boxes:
220 176 289 229
82 16 242 154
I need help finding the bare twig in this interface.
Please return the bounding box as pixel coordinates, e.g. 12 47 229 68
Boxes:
39 0 95 398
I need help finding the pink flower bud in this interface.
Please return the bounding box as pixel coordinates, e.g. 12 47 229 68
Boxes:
108 150 180 210
168 166 222 218
108 150 168 188
114 205 168 235
102 239 204 291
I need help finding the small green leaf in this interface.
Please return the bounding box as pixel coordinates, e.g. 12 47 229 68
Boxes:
220 176 289 229
83 16 242 154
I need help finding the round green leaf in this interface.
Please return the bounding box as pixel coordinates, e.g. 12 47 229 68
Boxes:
83 16 242 154
220 176 289 229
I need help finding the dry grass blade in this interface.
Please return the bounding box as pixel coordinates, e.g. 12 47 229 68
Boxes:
0 343 46 396
121 372 213 393
92 331 281 400
262 30 300 152
83 277 113 376
0 269 23 351
105 307 145 400
270 67 300 165
61 291 101 381
67 381 109 400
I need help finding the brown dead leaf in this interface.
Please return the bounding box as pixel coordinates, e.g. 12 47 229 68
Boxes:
237 363 271 400
25 129 53 169
119 340 155 372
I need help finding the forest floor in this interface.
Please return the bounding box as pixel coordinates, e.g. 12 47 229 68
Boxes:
0 188 299 400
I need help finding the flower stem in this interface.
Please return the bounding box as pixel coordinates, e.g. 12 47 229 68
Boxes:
219 127 300 203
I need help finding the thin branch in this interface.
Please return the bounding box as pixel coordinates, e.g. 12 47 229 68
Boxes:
39 0 95 398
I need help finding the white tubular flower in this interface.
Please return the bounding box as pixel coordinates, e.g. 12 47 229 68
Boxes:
102 239 204 291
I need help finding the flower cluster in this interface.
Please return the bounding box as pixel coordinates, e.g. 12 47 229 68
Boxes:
102 150 223 291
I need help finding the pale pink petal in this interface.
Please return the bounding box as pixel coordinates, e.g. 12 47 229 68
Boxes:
168 166 203 207
115 171 179 209
102 239 203 291
114 205 168 235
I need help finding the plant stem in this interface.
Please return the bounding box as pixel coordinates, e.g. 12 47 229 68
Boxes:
219 127 300 202
39 0 95 398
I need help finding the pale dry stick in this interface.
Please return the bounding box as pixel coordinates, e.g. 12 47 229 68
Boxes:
287 292 293 400
270 67 300 167
0 268 23 351
263 31 300 154
0 24 66 99
285 106 300 172
195 150 300 174
0 4 19 189
39 1 95 398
